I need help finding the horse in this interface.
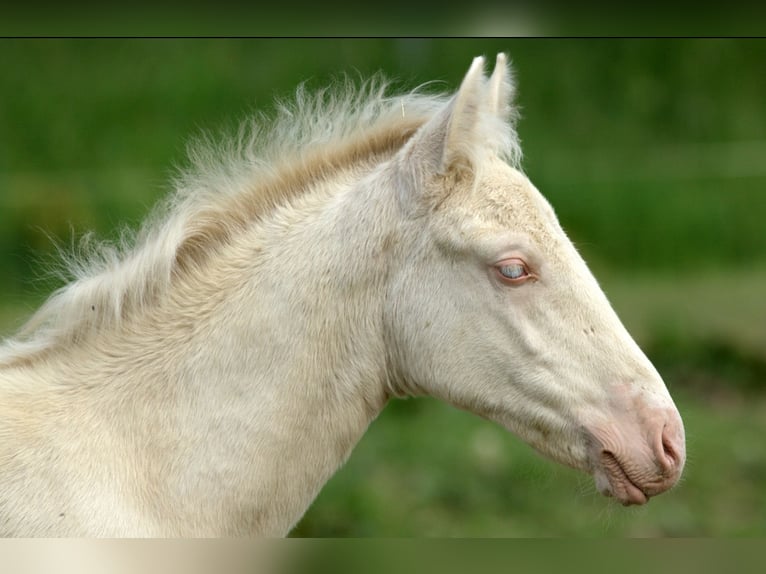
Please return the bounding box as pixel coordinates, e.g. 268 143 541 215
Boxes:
0 54 685 536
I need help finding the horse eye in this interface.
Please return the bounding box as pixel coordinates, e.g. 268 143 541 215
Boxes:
497 260 529 281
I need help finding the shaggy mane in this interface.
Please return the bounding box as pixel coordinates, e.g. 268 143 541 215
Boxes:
0 72 520 365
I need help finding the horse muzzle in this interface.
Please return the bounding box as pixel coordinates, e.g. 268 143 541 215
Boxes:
586 405 686 506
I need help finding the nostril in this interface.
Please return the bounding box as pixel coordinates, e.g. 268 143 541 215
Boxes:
661 430 677 469
659 420 685 475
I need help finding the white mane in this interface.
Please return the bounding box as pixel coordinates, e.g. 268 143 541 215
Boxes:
1 74 521 365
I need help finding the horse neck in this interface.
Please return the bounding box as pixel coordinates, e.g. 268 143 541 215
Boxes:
32 162 400 534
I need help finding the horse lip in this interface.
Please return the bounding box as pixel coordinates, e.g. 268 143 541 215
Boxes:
600 451 649 506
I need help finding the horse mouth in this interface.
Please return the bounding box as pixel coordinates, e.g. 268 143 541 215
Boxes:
597 452 649 506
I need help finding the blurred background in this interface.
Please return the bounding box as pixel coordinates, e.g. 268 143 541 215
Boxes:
1 39 764 536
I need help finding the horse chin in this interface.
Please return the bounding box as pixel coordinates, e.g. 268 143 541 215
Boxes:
593 452 649 506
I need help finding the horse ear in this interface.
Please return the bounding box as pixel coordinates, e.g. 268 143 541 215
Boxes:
487 53 515 124
395 53 518 203
440 55 490 174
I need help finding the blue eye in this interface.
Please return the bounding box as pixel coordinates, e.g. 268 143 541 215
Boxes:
497 260 530 281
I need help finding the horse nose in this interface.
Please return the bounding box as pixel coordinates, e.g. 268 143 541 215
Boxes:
654 410 686 479
586 402 685 504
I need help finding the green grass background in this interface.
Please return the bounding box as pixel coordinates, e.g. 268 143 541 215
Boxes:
1 39 764 536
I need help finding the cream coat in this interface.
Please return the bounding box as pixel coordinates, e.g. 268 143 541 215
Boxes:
0 55 684 536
